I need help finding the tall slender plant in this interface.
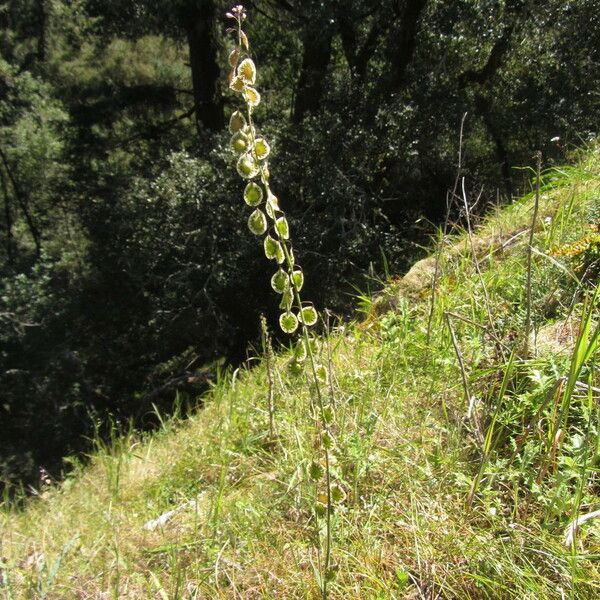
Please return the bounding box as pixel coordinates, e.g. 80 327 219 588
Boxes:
225 6 343 597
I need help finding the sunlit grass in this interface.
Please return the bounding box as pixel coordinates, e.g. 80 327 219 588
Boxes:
1 146 599 598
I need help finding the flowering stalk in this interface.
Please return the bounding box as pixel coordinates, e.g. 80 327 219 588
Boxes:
260 314 276 438
225 6 343 596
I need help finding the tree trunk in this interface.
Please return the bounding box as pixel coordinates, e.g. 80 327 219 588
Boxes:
476 94 513 198
378 0 428 96
185 0 224 134
336 7 386 83
37 0 48 64
292 22 334 123
1 166 15 265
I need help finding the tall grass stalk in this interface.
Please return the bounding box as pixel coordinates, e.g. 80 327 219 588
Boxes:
524 151 542 355
466 349 516 507
551 287 599 464
460 178 500 352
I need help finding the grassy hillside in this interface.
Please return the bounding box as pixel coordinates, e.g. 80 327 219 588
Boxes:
1 147 599 599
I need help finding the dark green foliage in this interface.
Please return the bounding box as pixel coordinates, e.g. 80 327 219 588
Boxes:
0 0 598 487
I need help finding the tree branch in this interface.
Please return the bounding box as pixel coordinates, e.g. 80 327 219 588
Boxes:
109 105 197 149
459 0 531 86
377 0 429 95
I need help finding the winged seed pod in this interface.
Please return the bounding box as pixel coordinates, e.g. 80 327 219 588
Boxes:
236 153 259 179
271 269 289 294
248 209 267 235
279 311 298 334
238 58 256 84
228 47 240 67
229 110 246 133
243 87 261 107
229 76 245 92
254 138 270 160
230 131 249 153
244 181 263 206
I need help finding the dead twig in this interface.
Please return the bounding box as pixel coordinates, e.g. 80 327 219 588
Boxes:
444 311 484 444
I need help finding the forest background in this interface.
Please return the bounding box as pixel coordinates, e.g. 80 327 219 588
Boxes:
0 0 598 488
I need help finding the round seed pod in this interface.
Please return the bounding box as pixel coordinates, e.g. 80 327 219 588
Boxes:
243 182 263 206
228 48 240 67
330 484 346 504
265 192 281 219
230 131 249 153
291 269 304 291
271 269 289 294
299 305 318 326
275 216 289 240
294 339 307 362
321 431 335 450
228 110 246 133
236 153 259 179
274 243 285 264
229 76 245 92
315 364 328 384
237 58 256 84
254 138 270 160
243 87 261 107
264 235 282 261
279 311 298 334
308 460 325 481
248 209 267 235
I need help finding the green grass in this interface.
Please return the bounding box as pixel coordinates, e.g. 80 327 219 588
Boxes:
1 146 599 599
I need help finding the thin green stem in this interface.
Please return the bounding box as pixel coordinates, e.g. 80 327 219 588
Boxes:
281 242 332 599
524 151 542 356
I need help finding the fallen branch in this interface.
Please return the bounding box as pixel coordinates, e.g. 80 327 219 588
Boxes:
564 509 600 547
143 492 206 531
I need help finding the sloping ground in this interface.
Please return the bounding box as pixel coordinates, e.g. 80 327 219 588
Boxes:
1 147 599 599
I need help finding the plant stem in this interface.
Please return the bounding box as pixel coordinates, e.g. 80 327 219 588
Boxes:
260 315 276 438
281 242 332 598
427 112 467 346
524 151 542 356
